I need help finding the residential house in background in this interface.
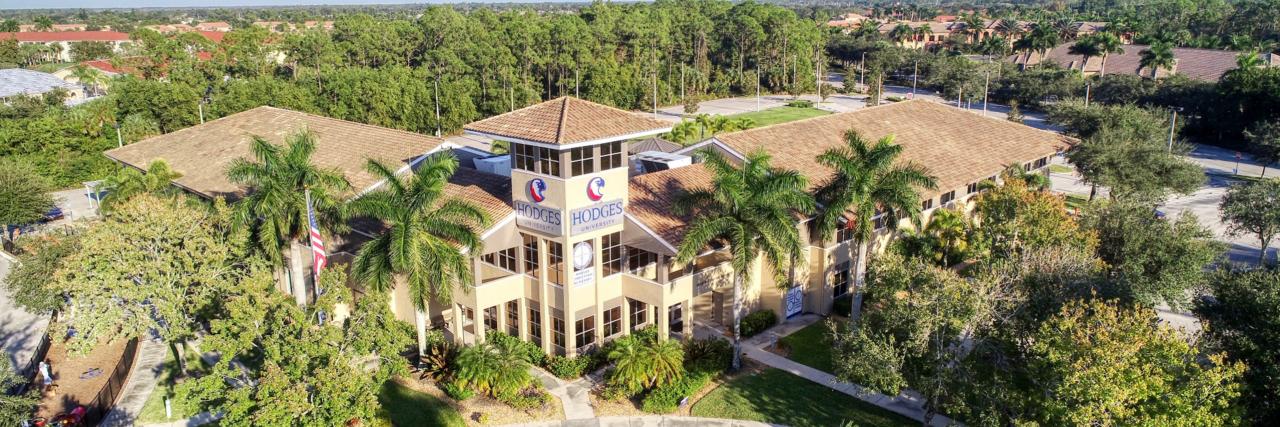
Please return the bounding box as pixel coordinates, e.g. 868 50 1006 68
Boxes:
1012 42 1277 81
0 31 131 62
0 68 84 104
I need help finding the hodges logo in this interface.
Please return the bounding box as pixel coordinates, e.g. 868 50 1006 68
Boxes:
527 178 548 203
586 177 605 201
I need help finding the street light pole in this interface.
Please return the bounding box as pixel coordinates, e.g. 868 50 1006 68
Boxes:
911 60 918 99
1167 108 1179 152
859 52 866 87
982 69 990 116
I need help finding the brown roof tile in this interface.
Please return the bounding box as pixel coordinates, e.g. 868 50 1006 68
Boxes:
629 101 1071 246
1013 43 1249 82
104 106 445 199
464 96 671 146
441 167 513 222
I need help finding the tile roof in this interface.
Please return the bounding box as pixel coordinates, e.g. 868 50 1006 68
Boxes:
630 100 1071 246
104 106 446 200
0 31 129 42
0 68 76 99
628 136 683 154
464 96 672 146
715 100 1071 197
1012 42 1250 82
441 167 513 222
627 163 715 246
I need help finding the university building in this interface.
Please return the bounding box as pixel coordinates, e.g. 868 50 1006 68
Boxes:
105 97 1068 357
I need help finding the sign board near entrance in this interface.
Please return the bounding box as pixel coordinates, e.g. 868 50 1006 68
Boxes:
569 199 624 235
784 286 803 318
515 201 562 236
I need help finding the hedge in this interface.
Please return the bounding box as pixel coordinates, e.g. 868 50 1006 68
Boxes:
740 309 778 338
641 370 714 414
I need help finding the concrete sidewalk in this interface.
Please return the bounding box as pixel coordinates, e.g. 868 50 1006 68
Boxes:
510 416 780 426
0 253 50 376
531 366 595 420
100 333 170 427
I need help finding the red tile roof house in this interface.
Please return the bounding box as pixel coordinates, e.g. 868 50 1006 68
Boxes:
1012 42 1279 82
0 31 132 63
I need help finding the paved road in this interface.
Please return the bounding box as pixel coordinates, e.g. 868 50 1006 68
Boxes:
0 253 50 375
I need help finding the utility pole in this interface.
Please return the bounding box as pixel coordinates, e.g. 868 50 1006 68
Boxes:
859 51 866 87
1167 108 1179 152
982 68 990 116
114 122 122 148
1084 81 1091 107
652 67 658 120
575 68 580 98
911 60 918 99
198 102 204 124
756 63 761 112
434 75 441 137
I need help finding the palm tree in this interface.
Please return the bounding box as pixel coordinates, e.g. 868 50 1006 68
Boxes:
227 130 352 306
1094 32 1125 76
607 335 683 393
813 130 937 328
350 153 488 356
100 160 181 211
889 23 914 46
454 340 532 398
69 64 105 96
1235 51 1263 70
960 14 986 44
1139 41 1176 80
921 207 969 266
674 150 814 369
33 16 52 32
0 20 19 32
996 19 1023 39
1068 35 1101 72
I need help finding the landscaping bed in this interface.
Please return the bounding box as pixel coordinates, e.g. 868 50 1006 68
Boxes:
34 334 130 420
771 320 838 373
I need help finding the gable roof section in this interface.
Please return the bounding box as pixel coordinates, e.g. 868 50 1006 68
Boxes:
0 69 76 98
464 96 672 148
628 136 683 154
104 106 446 200
442 167 513 222
1012 43 1252 82
714 100 1071 199
627 163 716 248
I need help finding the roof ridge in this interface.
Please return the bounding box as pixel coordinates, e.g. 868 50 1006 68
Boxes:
556 97 570 144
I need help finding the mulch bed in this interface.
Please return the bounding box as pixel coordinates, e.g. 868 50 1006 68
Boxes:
34 335 129 419
403 376 564 426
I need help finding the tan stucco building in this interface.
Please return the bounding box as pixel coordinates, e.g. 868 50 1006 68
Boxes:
105 97 1069 358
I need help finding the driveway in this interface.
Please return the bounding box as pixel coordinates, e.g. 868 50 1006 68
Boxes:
0 254 51 375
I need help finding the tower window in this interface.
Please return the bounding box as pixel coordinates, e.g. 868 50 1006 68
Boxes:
547 241 565 285
599 141 623 170
601 232 623 276
571 146 594 177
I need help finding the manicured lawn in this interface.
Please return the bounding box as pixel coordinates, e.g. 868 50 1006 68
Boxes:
1049 164 1074 174
691 368 915 427
375 380 465 427
1064 194 1089 211
728 106 831 127
778 321 836 373
137 347 201 424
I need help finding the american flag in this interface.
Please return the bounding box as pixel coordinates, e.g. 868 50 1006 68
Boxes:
306 190 327 282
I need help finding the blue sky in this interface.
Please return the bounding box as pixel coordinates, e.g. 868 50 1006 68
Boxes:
0 0 545 10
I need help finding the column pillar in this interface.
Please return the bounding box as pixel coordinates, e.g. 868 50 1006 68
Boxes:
517 298 529 341
657 255 669 283
496 301 508 337
681 299 693 338
658 302 670 342
621 299 632 334
565 311 578 357
537 238 552 354
473 305 486 344
451 304 464 345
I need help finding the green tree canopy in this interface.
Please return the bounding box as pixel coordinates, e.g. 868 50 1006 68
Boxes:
0 159 55 228
1197 267 1280 425
1220 178 1280 265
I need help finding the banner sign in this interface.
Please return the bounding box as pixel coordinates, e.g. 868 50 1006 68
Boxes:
515 201 562 236
784 286 803 318
569 199 624 235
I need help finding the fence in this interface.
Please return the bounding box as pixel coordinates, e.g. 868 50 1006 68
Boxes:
81 337 140 426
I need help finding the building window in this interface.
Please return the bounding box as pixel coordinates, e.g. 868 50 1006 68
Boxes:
1034 156 1048 169
599 141 623 170
940 190 956 205
603 306 622 337
512 143 562 176
921 198 934 211
529 307 542 342
552 312 566 350
629 299 648 330
1023 162 1033 172
483 247 517 272
966 181 980 195
575 315 596 349
833 261 851 298
601 232 623 276
507 301 520 336
522 234 539 278
872 208 889 231
484 306 499 331
570 146 594 177
627 248 657 280
836 225 855 243
547 241 564 285
668 304 683 332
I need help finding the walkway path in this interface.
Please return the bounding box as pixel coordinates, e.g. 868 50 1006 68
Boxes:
99 333 169 427
142 412 221 427
0 253 50 376
511 416 779 426
739 315 956 427
530 366 595 420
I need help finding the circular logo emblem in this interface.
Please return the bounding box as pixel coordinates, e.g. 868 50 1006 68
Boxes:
573 241 594 270
527 178 547 203
586 177 605 201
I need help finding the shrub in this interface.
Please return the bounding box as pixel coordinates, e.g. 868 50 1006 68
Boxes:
885 96 905 102
454 341 533 398
499 387 550 411
832 295 853 317
785 100 814 108
543 354 590 379
488 332 545 366
442 380 475 401
420 340 458 381
740 310 778 338
632 325 659 344
683 338 733 376
640 370 713 414
606 335 684 394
